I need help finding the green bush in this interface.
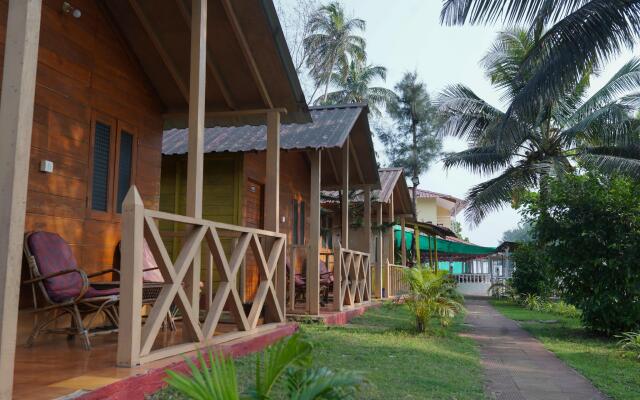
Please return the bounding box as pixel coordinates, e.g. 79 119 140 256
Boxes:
510 243 554 297
523 173 640 334
165 334 365 400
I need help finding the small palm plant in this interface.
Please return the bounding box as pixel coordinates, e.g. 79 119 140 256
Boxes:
403 267 464 332
521 294 544 311
616 332 640 360
165 334 365 399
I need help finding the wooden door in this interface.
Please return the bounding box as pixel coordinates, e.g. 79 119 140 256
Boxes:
244 179 264 301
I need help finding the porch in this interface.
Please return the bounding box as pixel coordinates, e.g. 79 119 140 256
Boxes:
13 310 297 400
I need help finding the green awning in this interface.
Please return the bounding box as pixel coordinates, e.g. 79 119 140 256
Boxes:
394 226 496 257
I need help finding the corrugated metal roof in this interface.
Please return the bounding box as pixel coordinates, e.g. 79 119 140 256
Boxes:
163 104 365 155
376 168 403 203
412 187 465 204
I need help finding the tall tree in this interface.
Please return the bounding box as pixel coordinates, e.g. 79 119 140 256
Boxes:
441 0 640 124
303 2 366 103
322 58 396 115
438 29 640 225
379 72 443 213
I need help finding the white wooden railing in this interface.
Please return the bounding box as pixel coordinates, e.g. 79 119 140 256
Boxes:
454 273 491 284
387 262 410 297
117 188 286 367
332 245 371 311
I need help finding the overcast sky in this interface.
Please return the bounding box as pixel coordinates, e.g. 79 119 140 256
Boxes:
279 0 634 246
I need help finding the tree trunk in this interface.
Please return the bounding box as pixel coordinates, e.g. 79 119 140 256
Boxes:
322 53 337 103
411 119 418 217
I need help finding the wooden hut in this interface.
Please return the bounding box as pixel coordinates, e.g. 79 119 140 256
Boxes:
161 103 380 315
0 0 309 397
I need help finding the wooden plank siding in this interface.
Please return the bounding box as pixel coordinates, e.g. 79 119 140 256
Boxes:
159 153 243 286
1 0 165 307
159 150 311 302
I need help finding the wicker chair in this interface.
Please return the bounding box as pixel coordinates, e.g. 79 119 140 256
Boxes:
23 231 120 350
113 241 175 330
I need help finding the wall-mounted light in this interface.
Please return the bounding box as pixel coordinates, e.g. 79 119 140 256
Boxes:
62 2 82 18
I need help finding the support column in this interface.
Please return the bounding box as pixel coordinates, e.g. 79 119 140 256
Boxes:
341 142 349 248
265 111 284 314
306 150 321 315
363 186 372 255
415 225 421 266
0 1 42 398
400 216 406 266
185 0 207 318
385 194 394 294
375 203 383 298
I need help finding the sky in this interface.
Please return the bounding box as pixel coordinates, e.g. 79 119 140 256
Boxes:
279 0 634 246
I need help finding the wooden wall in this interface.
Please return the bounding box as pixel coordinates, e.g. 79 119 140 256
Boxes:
6 0 164 294
243 151 310 299
159 150 311 303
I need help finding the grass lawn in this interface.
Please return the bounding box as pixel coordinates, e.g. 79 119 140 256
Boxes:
152 302 486 399
491 299 640 400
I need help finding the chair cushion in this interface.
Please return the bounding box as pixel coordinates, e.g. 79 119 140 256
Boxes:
27 231 84 302
85 285 120 299
142 240 164 282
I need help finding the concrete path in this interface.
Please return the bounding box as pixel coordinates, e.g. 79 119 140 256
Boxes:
464 299 607 400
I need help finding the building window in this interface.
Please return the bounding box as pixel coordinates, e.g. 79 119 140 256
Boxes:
89 114 136 217
291 198 305 245
321 212 333 249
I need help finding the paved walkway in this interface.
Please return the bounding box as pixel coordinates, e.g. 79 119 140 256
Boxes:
464 299 607 400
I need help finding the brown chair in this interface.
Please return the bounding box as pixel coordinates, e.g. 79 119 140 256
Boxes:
23 231 120 350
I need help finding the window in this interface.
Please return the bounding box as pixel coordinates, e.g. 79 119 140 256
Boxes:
291 198 305 245
321 212 333 249
89 113 136 217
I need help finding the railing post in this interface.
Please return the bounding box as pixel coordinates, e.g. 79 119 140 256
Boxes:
117 187 145 367
333 245 343 311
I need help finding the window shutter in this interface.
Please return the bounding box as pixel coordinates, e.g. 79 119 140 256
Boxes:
116 131 134 213
91 122 111 211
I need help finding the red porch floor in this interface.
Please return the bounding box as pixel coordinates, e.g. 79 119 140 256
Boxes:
287 300 382 325
12 312 297 399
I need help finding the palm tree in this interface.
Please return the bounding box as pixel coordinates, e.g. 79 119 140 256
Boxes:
304 2 366 103
403 267 464 332
438 29 640 225
379 72 442 214
321 58 396 115
440 0 640 121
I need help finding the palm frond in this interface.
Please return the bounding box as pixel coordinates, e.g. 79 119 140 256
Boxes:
464 163 538 226
165 352 240 400
442 146 513 175
579 145 640 176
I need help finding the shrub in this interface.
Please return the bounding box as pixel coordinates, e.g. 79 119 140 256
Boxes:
616 332 640 360
403 267 464 332
510 243 554 297
547 301 580 318
165 334 365 399
521 294 544 311
522 173 640 335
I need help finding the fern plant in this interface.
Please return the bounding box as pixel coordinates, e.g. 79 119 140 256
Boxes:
616 332 640 360
521 294 544 311
165 334 365 400
403 267 464 332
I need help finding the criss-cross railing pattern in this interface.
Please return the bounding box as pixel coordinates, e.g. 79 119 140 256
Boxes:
117 188 286 367
332 245 371 311
387 262 409 297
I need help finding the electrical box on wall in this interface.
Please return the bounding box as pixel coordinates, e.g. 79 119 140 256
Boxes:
39 160 54 173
